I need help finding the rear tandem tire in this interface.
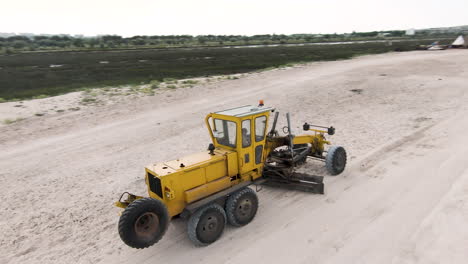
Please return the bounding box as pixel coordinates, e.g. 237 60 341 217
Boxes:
325 146 347 175
225 187 258 227
187 203 227 247
118 197 169 249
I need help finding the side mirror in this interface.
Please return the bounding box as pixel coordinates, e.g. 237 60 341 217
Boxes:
207 143 215 155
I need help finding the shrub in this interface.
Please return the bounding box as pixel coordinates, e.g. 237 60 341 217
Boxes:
33 94 48 99
163 78 177 84
140 87 155 95
80 97 97 104
182 80 198 85
3 117 24 124
150 80 160 89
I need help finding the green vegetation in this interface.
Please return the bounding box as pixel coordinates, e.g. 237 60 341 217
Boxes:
0 38 449 100
182 80 199 85
140 87 155 95
33 94 48 99
0 97 5 103
2 117 24 124
80 97 97 104
150 80 160 89
163 78 177 84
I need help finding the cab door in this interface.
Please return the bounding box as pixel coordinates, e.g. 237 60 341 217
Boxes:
252 114 268 170
238 118 254 174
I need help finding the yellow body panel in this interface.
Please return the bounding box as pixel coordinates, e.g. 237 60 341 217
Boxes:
226 151 238 176
184 176 231 203
205 160 227 182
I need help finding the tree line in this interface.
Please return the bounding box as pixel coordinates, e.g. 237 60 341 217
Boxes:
0 30 449 54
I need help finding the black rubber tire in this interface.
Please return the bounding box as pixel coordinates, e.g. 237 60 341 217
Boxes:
325 146 347 175
225 187 258 227
118 197 169 249
187 203 226 247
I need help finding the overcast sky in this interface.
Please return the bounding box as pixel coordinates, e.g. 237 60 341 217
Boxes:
2 0 467 37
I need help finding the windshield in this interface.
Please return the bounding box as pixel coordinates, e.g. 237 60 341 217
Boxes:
213 118 237 148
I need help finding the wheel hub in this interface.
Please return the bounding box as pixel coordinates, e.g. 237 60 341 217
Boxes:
134 212 159 240
236 198 253 221
203 216 218 231
198 213 223 243
335 150 346 169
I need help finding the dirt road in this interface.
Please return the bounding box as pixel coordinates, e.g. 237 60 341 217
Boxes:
1 50 468 264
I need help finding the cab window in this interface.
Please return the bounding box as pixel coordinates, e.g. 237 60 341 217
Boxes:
241 119 251 148
255 116 267 142
213 119 237 148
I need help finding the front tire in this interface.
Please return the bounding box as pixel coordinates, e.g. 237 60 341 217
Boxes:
118 198 169 249
187 203 226 247
226 187 258 227
325 146 347 175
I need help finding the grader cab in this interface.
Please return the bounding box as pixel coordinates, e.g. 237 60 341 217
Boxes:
116 102 347 248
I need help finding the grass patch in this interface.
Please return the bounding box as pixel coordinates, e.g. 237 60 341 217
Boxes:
80 97 97 104
150 80 160 89
280 63 296 68
140 87 155 95
163 78 178 84
3 117 24 124
166 84 177 89
0 98 6 103
33 94 48 99
182 80 199 85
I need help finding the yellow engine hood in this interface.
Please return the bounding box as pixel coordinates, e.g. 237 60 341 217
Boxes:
146 149 234 177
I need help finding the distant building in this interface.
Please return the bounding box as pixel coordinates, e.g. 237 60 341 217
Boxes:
405 29 416 36
378 33 391 37
451 35 467 48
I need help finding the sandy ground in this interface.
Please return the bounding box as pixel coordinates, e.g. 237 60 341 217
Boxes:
1 49 468 264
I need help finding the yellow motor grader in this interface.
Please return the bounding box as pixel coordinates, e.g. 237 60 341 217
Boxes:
116 102 346 247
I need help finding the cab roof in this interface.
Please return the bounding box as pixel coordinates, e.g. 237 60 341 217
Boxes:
214 105 274 117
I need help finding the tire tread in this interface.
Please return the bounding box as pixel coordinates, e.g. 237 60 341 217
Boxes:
187 203 226 247
225 187 258 227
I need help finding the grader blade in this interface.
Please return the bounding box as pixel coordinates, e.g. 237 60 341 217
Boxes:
262 173 324 194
